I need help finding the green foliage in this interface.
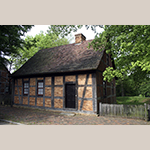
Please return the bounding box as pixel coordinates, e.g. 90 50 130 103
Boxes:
138 80 150 97
21 25 150 98
11 30 71 72
116 77 138 97
49 25 103 37
116 67 150 97
49 25 150 82
0 25 33 67
91 25 150 82
103 67 123 82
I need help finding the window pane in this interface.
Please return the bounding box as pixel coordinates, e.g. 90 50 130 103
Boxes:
41 89 43 94
38 82 43 88
24 88 28 94
24 83 29 88
38 89 43 95
24 89 28 92
24 82 29 95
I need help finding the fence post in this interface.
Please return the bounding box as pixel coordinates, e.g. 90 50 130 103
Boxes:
148 104 150 121
99 102 102 116
144 103 147 121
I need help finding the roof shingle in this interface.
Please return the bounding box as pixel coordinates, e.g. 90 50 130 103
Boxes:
12 40 104 77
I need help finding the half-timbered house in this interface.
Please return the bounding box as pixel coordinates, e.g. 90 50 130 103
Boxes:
11 33 116 114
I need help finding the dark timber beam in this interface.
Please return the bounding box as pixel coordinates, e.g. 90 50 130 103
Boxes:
35 78 37 106
16 79 21 104
43 77 45 107
51 76 54 108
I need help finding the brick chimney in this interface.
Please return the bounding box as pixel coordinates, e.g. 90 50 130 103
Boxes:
75 33 86 43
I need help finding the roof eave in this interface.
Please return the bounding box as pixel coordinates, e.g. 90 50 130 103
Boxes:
10 68 97 78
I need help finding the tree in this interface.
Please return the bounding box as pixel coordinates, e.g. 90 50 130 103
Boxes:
48 25 150 98
93 25 150 82
49 25 150 82
116 77 135 97
10 30 71 72
49 25 102 36
138 80 150 97
0 25 33 67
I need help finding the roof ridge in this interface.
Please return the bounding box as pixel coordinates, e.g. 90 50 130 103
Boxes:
39 39 94 52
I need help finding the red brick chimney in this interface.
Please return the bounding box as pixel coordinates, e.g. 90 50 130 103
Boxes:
75 33 86 43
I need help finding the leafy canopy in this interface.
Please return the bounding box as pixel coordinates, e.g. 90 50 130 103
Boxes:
49 25 150 82
90 25 150 82
0 25 33 67
10 30 71 72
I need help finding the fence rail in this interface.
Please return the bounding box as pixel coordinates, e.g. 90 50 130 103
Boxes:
99 103 150 121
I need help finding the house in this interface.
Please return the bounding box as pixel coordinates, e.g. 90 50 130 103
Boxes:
11 33 116 114
0 64 11 104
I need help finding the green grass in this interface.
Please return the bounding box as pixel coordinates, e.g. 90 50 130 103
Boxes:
116 96 150 105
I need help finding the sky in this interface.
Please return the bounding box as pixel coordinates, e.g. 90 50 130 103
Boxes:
24 25 104 43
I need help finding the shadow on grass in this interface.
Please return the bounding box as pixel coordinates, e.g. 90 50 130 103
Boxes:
116 96 150 105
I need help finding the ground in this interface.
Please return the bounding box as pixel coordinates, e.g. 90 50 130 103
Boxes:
116 96 150 104
0 105 150 125
0 120 13 125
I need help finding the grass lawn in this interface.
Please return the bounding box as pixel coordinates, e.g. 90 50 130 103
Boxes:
116 96 150 105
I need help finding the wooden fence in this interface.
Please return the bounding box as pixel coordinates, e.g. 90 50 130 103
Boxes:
99 103 150 121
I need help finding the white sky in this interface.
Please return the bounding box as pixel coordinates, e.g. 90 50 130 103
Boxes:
24 25 104 43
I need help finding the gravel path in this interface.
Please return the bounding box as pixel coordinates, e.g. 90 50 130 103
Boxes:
0 105 150 125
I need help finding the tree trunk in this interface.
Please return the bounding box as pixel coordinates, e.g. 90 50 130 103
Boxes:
121 80 124 97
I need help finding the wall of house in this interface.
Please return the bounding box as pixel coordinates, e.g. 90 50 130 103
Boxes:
13 72 97 114
96 51 116 112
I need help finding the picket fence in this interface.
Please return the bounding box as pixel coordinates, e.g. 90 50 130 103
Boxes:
99 103 150 121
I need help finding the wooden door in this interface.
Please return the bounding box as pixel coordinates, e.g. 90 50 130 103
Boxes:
65 83 76 108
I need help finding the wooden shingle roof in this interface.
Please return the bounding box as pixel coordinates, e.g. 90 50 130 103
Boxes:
12 40 104 77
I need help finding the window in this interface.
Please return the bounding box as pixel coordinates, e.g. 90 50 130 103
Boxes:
37 81 43 96
106 54 109 66
103 81 106 97
23 82 29 95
